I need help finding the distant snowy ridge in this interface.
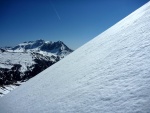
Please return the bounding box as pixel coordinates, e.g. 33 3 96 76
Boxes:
6 39 73 58
0 1 150 113
0 40 73 97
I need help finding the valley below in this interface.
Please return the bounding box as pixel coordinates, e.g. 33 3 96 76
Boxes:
0 40 73 97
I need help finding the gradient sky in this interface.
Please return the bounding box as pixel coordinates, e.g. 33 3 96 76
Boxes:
0 0 149 49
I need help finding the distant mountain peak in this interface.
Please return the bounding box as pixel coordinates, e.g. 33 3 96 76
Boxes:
6 40 73 56
0 39 73 97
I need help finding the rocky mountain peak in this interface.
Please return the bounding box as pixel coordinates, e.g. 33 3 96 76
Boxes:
5 40 73 57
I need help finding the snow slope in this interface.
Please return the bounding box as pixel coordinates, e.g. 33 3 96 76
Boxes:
0 82 22 97
0 2 150 113
0 52 35 72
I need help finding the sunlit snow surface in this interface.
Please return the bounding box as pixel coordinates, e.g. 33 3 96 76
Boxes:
0 82 23 97
0 2 150 113
0 52 35 72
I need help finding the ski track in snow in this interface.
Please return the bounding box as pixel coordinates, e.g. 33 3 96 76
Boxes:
0 1 150 113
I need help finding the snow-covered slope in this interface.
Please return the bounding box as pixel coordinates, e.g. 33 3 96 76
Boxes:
0 51 59 97
0 52 35 71
0 2 150 113
0 82 22 97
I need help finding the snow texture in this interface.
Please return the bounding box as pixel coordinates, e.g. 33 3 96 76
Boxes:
0 2 150 113
0 82 22 97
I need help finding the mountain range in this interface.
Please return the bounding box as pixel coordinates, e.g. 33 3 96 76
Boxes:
4 39 73 57
0 40 73 96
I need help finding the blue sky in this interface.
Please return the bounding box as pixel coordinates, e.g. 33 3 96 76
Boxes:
0 0 149 49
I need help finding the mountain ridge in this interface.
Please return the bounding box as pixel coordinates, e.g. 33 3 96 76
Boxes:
0 40 73 97
5 39 73 57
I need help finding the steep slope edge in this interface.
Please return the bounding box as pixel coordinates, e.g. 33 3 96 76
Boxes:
0 2 150 113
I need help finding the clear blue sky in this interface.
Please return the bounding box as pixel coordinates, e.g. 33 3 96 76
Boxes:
0 0 149 49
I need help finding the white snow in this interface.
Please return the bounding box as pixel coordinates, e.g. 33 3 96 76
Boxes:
0 52 35 72
0 63 13 69
38 51 56 57
0 1 150 113
45 41 52 44
10 40 72 57
0 82 22 97
0 86 16 97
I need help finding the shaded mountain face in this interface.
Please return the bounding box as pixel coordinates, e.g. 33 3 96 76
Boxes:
0 2 150 113
0 49 5 53
40 41 73 55
0 40 73 96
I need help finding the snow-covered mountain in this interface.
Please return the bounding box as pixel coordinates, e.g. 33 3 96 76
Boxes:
0 1 150 113
6 39 73 58
0 40 73 96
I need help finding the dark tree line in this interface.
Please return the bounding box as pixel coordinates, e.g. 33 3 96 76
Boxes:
0 59 56 86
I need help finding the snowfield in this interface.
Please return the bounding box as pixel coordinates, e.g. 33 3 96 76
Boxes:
0 1 150 113
0 82 22 97
0 52 35 72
